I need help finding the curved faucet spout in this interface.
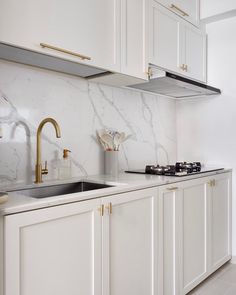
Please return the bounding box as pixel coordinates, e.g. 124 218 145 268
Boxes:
35 117 61 183
37 118 61 139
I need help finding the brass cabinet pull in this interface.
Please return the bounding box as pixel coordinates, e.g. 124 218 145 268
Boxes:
98 205 104 216
208 179 216 187
167 187 178 191
180 64 185 71
208 180 212 186
180 64 188 72
40 43 91 61
145 67 153 79
170 4 189 17
105 202 113 215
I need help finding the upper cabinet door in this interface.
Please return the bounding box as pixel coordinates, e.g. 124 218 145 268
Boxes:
184 24 207 82
120 0 149 80
149 2 182 75
155 0 200 27
171 0 200 26
149 2 206 83
0 0 120 71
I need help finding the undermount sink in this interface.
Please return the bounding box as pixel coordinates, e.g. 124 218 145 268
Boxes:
13 181 113 199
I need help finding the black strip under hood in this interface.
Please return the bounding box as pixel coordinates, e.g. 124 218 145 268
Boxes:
128 67 221 99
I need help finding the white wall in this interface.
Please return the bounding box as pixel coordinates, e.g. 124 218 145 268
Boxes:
0 60 177 186
201 0 236 19
177 17 236 255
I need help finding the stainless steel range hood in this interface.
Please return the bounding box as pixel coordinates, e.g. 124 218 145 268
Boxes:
127 66 221 99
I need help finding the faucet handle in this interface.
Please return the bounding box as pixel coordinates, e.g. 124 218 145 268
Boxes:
42 161 48 175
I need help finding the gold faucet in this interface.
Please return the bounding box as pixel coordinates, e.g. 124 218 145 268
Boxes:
35 118 61 183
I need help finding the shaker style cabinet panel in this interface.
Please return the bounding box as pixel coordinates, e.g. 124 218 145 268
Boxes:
4 187 163 295
102 188 162 295
4 199 102 295
184 24 206 82
120 0 149 80
179 180 208 294
149 1 206 82
161 186 182 295
161 180 208 295
162 172 232 295
209 173 232 272
155 0 200 27
0 0 120 71
149 2 182 75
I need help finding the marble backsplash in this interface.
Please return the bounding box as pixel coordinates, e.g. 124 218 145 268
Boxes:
0 60 177 186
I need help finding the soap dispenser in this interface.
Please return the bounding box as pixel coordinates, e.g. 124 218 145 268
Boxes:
58 149 72 179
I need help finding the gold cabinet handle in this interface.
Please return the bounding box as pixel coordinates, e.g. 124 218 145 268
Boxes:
167 187 178 191
180 64 185 71
170 4 189 17
145 67 153 79
98 205 104 216
180 64 188 72
40 43 91 61
208 179 216 187
105 202 112 215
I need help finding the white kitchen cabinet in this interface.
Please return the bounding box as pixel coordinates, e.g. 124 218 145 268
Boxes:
102 188 163 295
4 198 102 295
0 0 120 71
179 179 209 294
162 172 232 295
209 173 232 273
161 179 208 295
149 1 206 82
161 185 182 295
149 2 182 75
4 187 163 295
155 0 200 27
184 24 206 82
120 0 149 80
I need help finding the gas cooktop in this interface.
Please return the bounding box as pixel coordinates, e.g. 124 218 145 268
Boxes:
125 162 224 177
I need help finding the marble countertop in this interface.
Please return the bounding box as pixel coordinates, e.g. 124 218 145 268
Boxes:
0 169 232 216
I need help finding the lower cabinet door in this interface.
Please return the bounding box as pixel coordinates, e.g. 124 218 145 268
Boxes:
161 185 182 295
4 199 102 295
162 179 209 295
179 179 208 294
102 188 162 295
209 173 232 272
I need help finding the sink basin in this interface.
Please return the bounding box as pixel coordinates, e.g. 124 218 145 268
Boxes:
13 181 113 199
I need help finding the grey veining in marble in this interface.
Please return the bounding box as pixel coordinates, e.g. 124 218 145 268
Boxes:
0 60 177 186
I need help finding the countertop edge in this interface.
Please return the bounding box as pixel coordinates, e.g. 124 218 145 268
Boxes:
0 169 232 216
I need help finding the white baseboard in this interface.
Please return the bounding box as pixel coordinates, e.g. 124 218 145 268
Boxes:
230 256 236 264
